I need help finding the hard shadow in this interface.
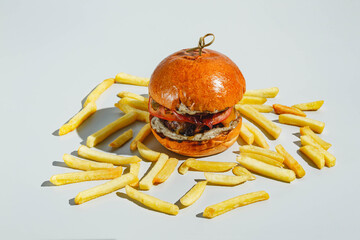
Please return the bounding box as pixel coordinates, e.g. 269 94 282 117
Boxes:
196 212 206 218
292 132 301 138
41 181 55 187
69 198 76 206
52 161 71 169
293 140 302 147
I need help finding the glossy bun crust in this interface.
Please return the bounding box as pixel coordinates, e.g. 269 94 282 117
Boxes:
151 118 242 157
149 49 246 112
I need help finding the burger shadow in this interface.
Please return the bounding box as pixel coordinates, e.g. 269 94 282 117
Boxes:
74 107 188 160
296 149 317 169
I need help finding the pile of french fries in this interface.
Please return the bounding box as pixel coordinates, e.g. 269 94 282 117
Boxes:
50 73 335 218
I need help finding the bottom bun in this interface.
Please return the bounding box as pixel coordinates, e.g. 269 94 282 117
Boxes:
151 118 242 157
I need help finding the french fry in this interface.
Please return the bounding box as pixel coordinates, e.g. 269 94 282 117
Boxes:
117 91 149 102
275 144 305 178
239 104 273 113
129 162 140 187
115 101 149 122
300 126 331 150
273 104 306 117
74 173 137 205
279 114 325 133
119 97 148 111
241 153 284 168
59 102 97 136
243 123 269 149
83 78 115 107
115 72 149 86
232 166 256 180
299 145 325 169
178 159 192 175
109 129 133 148
186 159 237 172
137 142 160 161
153 158 179 184
244 87 279 98
239 96 267 105
130 123 152 151
300 135 336 167
78 145 141 165
139 153 168 190
63 154 114 171
86 111 137 147
239 145 285 163
125 185 179 215
239 124 254 145
50 167 122 186
179 181 207 207
237 156 295 183
204 172 249 186
292 100 324 111
236 104 281 139
203 191 270 218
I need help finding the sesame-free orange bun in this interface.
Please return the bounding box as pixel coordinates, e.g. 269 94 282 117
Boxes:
151 117 242 157
148 46 245 157
149 49 246 112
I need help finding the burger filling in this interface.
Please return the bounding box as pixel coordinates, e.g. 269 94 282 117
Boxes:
149 97 240 141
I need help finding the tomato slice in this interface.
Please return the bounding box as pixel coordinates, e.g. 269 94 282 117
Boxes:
148 97 233 128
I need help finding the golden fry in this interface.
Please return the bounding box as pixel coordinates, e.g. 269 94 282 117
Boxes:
237 156 295 183
59 102 97 136
125 185 179 215
275 144 305 178
241 153 284 168
236 104 281 139
203 191 270 218
50 167 122 186
119 97 148 111
130 123 152 151
204 173 249 186
300 135 336 167
153 158 179 184
240 104 273 113
86 111 137 147
63 154 114 171
273 104 306 117
239 124 255 145
117 91 149 102
115 72 149 86
78 145 141 165
178 159 192 175
83 78 115 107
179 181 207 207
74 173 137 205
129 162 141 187
139 153 168 190
243 123 269 149
244 87 279 98
232 166 256 180
109 129 133 148
239 145 285 163
300 126 331 150
279 114 325 133
292 100 324 111
137 142 160 161
186 159 237 172
299 145 325 169
239 96 267 105
115 101 149 122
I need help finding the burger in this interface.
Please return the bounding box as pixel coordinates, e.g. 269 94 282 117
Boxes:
148 35 246 157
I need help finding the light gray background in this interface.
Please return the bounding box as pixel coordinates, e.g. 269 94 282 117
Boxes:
1 0 359 239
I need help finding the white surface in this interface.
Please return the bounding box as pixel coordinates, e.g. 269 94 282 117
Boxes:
1 0 359 239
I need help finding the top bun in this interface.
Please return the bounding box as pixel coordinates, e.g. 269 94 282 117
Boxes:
149 49 246 112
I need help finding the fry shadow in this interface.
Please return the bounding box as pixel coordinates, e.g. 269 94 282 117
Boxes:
52 161 71 169
293 140 302 147
69 198 76 206
41 181 55 187
292 132 301 138
196 212 206 218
